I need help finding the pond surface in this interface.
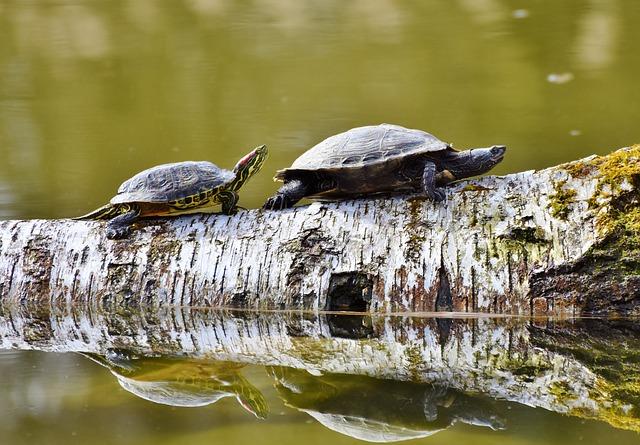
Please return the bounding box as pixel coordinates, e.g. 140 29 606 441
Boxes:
1 1 639 219
1 311 639 445
1 1 639 444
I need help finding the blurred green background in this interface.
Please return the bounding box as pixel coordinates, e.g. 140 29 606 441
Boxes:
1 2 640 442
1 0 638 219
0 0 640 444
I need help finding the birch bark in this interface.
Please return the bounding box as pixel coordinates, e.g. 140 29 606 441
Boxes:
0 146 638 315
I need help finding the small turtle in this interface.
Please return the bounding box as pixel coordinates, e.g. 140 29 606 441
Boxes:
77 145 268 239
263 124 505 210
81 353 269 419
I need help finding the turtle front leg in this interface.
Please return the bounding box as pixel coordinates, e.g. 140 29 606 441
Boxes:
422 162 446 202
218 191 240 215
106 205 141 239
263 179 309 210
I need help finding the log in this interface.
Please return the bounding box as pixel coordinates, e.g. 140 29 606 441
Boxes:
0 146 638 315
0 306 638 433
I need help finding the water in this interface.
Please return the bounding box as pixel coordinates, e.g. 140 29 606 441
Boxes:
1 1 639 444
0 310 639 444
1 1 639 219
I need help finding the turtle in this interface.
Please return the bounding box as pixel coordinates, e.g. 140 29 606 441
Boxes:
267 366 504 442
76 144 268 239
263 124 506 210
81 352 269 419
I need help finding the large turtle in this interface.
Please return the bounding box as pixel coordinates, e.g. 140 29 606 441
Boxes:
77 145 268 239
268 366 505 442
263 124 505 210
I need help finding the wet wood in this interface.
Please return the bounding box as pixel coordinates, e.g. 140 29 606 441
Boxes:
0 146 638 315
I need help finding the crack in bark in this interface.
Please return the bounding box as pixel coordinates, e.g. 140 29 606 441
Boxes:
0 148 638 315
435 250 452 312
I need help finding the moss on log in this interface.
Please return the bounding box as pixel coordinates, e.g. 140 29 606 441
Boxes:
0 146 638 315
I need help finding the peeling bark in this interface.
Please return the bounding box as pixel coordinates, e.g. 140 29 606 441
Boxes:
0 146 638 315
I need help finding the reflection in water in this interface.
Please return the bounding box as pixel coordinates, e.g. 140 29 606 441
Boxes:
1 1 639 443
77 348 508 442
269 367 504 442
575 0 619 70
82 352 269 418
5 307 636 441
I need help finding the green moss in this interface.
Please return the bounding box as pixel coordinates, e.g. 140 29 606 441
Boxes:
404 345 424 381
564 145 640 229
591 145 640 251
501 227 549 245
405 199 428 261
595 145 640 187
548 180 578 220
549 381 576 402
556 146 640 264
459 184 491 193
586 379 640 432
493 354 552 378
615 207 640 246
531 322 640 431
289 338 334 365
597 205 640 253
564 160 595 178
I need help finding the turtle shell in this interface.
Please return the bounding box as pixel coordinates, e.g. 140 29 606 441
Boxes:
276 124 450 178
110 161 234 204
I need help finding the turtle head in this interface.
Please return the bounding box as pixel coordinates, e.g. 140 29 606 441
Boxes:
447 145 506 180
231 145 268 190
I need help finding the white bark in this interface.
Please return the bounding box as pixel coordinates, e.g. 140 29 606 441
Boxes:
0 146 638 315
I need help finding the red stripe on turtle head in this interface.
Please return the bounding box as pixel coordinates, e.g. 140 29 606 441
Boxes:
233 145 267 173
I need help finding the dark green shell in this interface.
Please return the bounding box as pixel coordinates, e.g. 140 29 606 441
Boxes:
110 161 234 205
275 124 450 179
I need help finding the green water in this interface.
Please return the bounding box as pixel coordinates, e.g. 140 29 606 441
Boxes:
0 312 639 445
1 1 640 444
1 1 639 219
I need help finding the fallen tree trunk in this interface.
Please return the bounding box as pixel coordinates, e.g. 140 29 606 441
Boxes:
0 146 638 315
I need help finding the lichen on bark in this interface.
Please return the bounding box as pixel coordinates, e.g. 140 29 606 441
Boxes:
530 146 640 314
0 147 638 316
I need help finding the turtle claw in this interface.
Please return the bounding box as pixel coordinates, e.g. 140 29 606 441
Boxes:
263 195 289 211
409 189 445 203
430 189 446 202
106 224 131 240
105 209 139 239
222 206 239 215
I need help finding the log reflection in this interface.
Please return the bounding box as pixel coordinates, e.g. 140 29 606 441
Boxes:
0 304 638 433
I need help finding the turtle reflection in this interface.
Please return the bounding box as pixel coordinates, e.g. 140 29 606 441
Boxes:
269 366 505 442
82 351 268 418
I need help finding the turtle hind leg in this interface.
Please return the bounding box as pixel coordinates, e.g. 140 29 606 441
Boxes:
263 179 309 210
422 162 446 202
106 205 141 239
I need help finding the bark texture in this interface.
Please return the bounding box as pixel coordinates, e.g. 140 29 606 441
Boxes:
0 146 638 315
